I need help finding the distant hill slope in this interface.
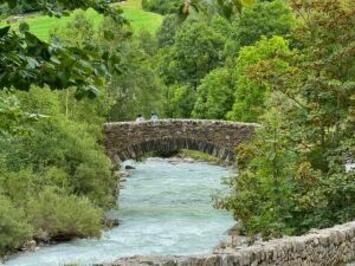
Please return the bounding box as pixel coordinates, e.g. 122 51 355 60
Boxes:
0 0 162 41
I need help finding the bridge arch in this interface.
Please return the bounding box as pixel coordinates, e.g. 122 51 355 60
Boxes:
104 119 257 164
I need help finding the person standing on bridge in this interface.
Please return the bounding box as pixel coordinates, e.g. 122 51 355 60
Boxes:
135 114 145 123
150 112 159 124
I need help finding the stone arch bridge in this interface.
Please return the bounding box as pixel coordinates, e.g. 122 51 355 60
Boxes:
104 119 257 164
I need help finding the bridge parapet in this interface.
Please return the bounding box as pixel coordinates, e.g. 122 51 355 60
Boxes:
104 119 257 163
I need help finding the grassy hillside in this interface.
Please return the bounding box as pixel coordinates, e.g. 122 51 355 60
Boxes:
121 0 163 33
0 0 162 40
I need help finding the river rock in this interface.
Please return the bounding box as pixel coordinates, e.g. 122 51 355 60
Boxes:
104 214 120 229
183 157 195 163
167 157 197 164
125 165 136 170
121 171 132 178
22 240 38 252
166 157 182 164
35 230 51 243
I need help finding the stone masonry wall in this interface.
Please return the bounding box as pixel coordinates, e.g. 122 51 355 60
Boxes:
109 221 355 266
104 119 257 163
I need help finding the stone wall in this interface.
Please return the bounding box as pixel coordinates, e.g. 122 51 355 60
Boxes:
108 221 355 266
104 119 257 163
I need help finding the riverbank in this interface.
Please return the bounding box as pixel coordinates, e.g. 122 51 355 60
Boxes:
0 168 122 263
0 212 121 264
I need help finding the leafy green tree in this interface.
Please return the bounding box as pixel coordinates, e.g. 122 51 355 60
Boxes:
156 14 180 48
137 30 158 57
156 15 234 117
217 103 303 237
50 13 163 121
208 15 233 39
50 10 96 47
192 67 235 119
218 0 355 238
109 66 164 121
179 0 255 19
0 1 36 15
232 0 294 49
0 24 101 98
102 26 163 120
227 36 291 122
157 20 226 90
174 21 226 89
0 0 125 97
164 85 196 118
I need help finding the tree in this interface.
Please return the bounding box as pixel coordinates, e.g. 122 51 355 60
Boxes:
98 19 163 121
164 85 196 118
161 20 226 89
179 0 255 19
192 67 235 119
50 10 96 47
216 103 304 237
156 14 180 48
227 36 291 122
155 18 229 117
232 0 294 49
0 0 125 98
50 12 164 122
217 0 355 238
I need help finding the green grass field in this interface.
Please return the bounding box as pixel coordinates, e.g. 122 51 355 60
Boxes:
0 0 162 40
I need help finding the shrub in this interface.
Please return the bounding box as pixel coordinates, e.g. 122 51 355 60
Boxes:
0 195 32 253
27 188 103 241
0 86 115 252
8 87 116 208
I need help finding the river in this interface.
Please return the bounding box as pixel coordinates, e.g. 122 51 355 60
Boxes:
2 158 235 266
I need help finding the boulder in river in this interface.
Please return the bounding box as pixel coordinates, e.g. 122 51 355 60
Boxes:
121 171 131 178
35 230 50 243
104 214 120 229
22 240 39 252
